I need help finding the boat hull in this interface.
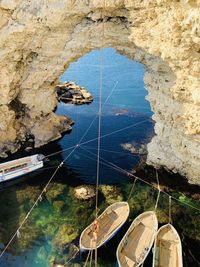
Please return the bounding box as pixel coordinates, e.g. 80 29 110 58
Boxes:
152 223 183 267
80 201 130 251
0 154 44 183
117 211 158 267
80 222 124 253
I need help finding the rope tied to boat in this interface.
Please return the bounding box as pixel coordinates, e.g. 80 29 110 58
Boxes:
154 189 161 212
83 250 92 267
63 248 80 266
154 169 160 211
169 195 172 224
80 145 200 212
127 177 138 202
94 1 105 267
90 249 93 267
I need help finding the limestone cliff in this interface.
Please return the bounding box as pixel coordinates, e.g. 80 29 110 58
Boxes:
0 0 199 183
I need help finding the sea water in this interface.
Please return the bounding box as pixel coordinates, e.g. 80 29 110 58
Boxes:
0 48 199 267
57 48 153 184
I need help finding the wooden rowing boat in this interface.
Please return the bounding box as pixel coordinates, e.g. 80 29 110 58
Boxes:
152 223 183 267
117 211 158 267
0 154 44 183
79 201 130 251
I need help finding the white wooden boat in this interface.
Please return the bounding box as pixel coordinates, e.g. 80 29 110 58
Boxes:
117 211 158 267
152 223 183 267
79 201 130 251
0 154 44 183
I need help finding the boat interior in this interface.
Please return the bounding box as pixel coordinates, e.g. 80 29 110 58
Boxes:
80 203 128 249
0 158 31 174
118 213 157 267
154 225 181 267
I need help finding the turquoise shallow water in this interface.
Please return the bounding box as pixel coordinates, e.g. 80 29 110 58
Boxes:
0 48 199 267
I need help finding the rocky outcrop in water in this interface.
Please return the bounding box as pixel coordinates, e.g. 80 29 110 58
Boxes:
121 143 147 155
57 82 93 105
0 1 200 183
73 185 95 200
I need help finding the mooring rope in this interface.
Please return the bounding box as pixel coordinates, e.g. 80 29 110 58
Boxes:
0 115 150 261
43 115 148 160
169 195 172 224
63 248 80 266
83 250 91 267
94 1 105 267
82 146 143 156
79 146 200 212
154 169 161 211
90 249 93 267
127 177 138 202
0 146 77 260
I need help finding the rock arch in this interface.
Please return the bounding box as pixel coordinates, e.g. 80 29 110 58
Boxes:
0 0 199 183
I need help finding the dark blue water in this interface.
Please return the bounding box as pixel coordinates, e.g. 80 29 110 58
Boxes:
57 48 153 184
0 48 199 267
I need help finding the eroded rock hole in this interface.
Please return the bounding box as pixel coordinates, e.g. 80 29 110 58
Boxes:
56 48 154 176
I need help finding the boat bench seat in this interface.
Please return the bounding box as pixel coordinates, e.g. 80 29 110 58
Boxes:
121 222 153 263
82 211 120 248
82 209 121 250
85 228 92 235
106 209 118 220
121 255 136 267
122 247 138 262
161 240 176 250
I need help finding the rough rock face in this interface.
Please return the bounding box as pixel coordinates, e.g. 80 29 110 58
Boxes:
56 81 93 104
73 185 95 200
0 0 199 183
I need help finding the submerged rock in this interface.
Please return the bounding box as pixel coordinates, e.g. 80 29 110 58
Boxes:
99 185 123 205
73 185 95 200
37 246 48 261
53 200 65 214
56 82 93 105
53 223 79 250
121 143 148 172
50 241 79 267
115 108 129 116
16 185 41 204
45 182 67 202
121 143 147 155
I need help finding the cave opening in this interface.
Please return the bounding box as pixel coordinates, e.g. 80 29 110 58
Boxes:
58 47 153 116
55 48 155 183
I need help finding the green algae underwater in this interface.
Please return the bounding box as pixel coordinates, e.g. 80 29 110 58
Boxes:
0 170 199 267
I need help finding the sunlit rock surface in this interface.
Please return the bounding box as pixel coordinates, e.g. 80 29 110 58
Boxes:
0 0 200 183
73 185 96 200
56 81 93 104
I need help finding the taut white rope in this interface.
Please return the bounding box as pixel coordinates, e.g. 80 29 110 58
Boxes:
79 146 200 212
